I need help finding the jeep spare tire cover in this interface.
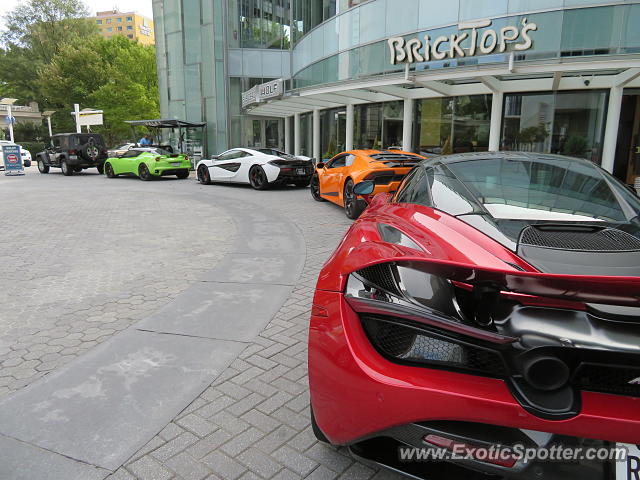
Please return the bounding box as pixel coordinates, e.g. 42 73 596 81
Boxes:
82 138 100 161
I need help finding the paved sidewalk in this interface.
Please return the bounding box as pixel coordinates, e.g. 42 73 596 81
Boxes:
0 170 235 399
109 184 402 480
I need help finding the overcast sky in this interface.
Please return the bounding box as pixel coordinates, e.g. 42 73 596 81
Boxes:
0 0 153 29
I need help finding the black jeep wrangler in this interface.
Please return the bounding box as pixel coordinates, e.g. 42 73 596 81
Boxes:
36 133 107 176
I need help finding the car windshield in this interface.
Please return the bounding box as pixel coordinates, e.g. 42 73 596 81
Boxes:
442 156 640 223
115 144 131 150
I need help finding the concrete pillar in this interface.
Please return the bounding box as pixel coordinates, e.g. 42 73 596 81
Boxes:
402 98 414 152
313 109 321 161
294 113 301 156
284 116 291 153
601 86 623 173
488 91 504 152
346 104 354 151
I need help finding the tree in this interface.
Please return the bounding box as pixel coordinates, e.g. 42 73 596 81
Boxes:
0 0 98 103
38 35 159 143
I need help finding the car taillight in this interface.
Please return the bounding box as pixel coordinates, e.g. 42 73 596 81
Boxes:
155 157 161 162
69 149 78 155
281 168 293 173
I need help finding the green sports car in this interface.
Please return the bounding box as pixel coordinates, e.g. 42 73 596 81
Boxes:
103 147 191 180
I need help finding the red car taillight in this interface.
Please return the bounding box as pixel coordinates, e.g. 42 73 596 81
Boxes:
69 149 78 155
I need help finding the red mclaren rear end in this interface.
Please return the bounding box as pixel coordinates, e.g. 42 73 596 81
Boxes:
308 152 640 480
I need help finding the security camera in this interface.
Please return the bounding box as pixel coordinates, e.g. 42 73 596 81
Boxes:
584 79 591 86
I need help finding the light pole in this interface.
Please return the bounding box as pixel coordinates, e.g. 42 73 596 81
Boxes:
42 110 55 141
0 98 18 143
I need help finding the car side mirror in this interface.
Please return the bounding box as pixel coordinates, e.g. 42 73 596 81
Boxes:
316 162 325 169
354 181 375 196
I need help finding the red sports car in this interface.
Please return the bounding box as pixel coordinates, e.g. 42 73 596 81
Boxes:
309 152 640 480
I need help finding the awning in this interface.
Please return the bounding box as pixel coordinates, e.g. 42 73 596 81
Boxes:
125 119 206 128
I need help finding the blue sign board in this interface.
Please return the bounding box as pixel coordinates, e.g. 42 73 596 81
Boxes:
3 144 24 176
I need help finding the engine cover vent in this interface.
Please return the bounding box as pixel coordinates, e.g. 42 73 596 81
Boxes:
519 226 640 252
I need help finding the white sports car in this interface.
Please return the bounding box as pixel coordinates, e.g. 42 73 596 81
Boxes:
196 148 314 190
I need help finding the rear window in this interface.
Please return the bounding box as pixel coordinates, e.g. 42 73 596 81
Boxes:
447 157 640 223
71 134 105 146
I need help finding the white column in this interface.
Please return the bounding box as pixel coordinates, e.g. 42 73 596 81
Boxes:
345 104 354 151
402 98 413 151
313 109 321 161
488 91 504 152
46 117 53 138
74 103 81 133
294 113 301 156
7 104 14 143
284 116 291 153
601 86 623 173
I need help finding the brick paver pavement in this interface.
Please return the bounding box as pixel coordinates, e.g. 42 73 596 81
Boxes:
109 182 403 480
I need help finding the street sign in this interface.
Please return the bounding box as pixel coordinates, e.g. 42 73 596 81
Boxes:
3 144 24 176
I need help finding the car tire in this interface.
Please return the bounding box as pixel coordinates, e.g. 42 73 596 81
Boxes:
37 159 49 174
249 165 269 190
61 160 73 176
138 163 152 181
310 174 325 202
197 165 211 185
96 164 104 174
344 178 365 220
105 163 116 178
294 178 311 188
73 166 83 173
176 169 189 179
310 406 329 443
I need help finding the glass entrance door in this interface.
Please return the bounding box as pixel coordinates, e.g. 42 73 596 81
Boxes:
615 93 640 186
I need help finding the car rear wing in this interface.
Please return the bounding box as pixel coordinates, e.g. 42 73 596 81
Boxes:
334 242 640 307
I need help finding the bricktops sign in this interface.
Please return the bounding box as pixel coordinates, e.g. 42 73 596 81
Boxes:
388 19 538 64
242 79 284 108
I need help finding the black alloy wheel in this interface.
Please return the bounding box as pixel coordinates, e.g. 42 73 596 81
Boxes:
343 178 365 220
138 163 152 181
198 165 211 185
105 163 116 178
249 165 269 190
310 174 325 202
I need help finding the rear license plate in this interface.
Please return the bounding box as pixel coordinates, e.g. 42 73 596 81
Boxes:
616 444 640 479
171 162 181 167
296 168 306 175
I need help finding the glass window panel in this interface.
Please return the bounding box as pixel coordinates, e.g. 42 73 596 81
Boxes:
508 0 562 14
501 91 608 166
354 101 403 150
561 6 622 53
386 0 419 36
621 4 640 53
417 0 459 31
164 0 182 33
323 18 339 58
459 0 508 21
359 0 386 44
413 95 492 155
357 41 385 78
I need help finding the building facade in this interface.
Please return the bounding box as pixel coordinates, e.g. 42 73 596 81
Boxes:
93 10 155 45
153 0 640 185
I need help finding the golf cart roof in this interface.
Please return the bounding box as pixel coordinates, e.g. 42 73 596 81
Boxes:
125 119 206 128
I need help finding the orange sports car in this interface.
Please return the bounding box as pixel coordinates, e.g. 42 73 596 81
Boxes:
310 149 427 218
